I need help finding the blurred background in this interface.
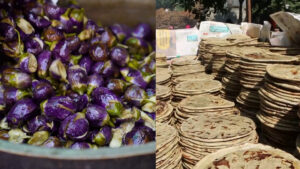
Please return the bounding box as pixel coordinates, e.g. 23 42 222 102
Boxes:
156 0 300 29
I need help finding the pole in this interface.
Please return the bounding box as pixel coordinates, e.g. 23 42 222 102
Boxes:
247 0 252 22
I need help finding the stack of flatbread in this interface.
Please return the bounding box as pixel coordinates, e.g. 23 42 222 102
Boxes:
193 143 300 169
179 114 258 169
156 100 174 125
157 68 172 87
172 72 214 85
269 47 300 56
156 123 182 169
206 46 227 80
156 53 169 68
174 94 239 129
221 48 243 101
172 80 222 107
237 51 298 123
257 64 300 151
157 85 172 101
170 56 204 76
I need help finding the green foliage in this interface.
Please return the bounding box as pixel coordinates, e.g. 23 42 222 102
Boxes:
171 0 228 20
252 0 300 24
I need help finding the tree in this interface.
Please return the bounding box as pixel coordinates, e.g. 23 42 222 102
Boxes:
252 0 300 24
174 0 228 21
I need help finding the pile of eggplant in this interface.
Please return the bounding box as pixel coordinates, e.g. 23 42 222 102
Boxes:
0 0 155 149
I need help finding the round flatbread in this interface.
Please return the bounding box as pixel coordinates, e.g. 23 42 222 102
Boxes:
193 143 300 169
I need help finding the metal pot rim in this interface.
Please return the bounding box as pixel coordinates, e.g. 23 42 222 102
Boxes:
0 140 155 160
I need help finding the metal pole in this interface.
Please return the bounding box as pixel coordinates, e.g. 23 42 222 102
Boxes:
247 0 252 22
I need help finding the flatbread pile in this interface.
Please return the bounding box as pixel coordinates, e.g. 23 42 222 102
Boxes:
172 73 214 85
156 123 182 169
157 68 172 87
174 94 239 128
257 64 300 151
221 49 242 101
193 143 300 169
172 79 222 107
156 100 174 124
269 47 300 56
237 51 298 123
157 85 172 101
205 46 227 80
172 64 206 77
179 114 258 169
156 53 169 68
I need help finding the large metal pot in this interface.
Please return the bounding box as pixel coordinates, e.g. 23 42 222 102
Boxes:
0 0 155 169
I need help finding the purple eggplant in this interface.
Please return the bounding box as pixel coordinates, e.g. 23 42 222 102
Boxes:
44 3 66 20
66 35 80 52
91 61 105 74
91 87 123 117
2 68 32 89
70 142 93 149
53 39 71 63
26 115 53 134
120 68 154 89
123 125 155 145
125 37 152 60
4 87 31 107
41 96 76 121
2 40 24 58
124 85 148 107
43 26 64 42
7 99 37 127
67 92 89 112
100 28 117 48
59 113 89 141
69 8 84 32
89 43 108 62
16 17 35 38
110 46 130 67
67 65 87 95
90 35 102 45
32 80 54 101
49 59 67 82
107 79 128 95
0 22 17 41
132 23 152 40
27 130 50 146
37 50 52 78
87 74 104 95
78 41 89 54
79 56 92 74
89 126 112 146
85 19 98 33
101 60 119 78
110 24 131 42
18 53 38 73
42 136 61 148
25 37 44 55
27 13 51 29
54 8 73 33
85 104 111 128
